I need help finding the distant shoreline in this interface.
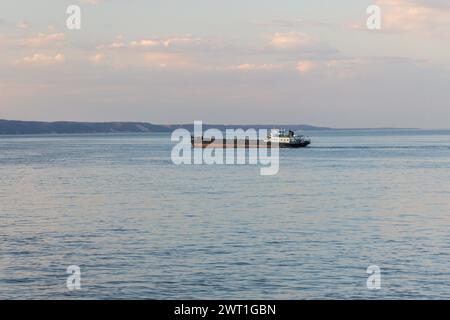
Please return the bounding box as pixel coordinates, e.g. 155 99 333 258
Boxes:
0 119 420 135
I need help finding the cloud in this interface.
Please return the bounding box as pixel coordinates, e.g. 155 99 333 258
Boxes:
231 63 283 71
296 60 316 74
129 39 160 48
267 31 339 61
20 32 65 47
93 35 205 69
94 33 339 72
161 36 201 48
293 57 432 82
293 58 368 78
270 32 315 49
101 35 202 50
375 0 450 33
16 53 65 65
89 53 105 64
103 40 125 49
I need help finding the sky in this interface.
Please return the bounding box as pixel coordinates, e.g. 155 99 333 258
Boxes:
0 0 450 128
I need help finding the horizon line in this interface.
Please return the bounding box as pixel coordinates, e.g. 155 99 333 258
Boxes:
0 118 432 131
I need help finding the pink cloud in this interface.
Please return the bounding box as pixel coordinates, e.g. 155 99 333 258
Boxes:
233 63 283 71
270 32 315 49
375 0 450 32
20 32 65 47
89 53 105 64
129 39 160 48
100 35 202 50
16 53 65 65
296 61 316 73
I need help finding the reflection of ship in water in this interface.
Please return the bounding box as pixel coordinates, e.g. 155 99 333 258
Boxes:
191 128 311 148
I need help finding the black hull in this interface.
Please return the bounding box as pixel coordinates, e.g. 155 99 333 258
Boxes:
280 141 311 148
191 137 310 148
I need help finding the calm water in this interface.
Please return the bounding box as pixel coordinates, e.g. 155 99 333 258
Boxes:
1 130 450 299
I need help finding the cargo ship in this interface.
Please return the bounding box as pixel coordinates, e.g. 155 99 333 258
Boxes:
191 129 311 148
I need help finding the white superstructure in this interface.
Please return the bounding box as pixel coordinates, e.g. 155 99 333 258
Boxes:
263 129 310 146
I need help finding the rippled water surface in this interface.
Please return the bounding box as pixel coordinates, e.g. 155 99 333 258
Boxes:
1 130 450 299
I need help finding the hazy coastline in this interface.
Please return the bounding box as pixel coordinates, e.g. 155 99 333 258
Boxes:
0 119 420 135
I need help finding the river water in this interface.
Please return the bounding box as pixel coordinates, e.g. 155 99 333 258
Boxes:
1 130 450 299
